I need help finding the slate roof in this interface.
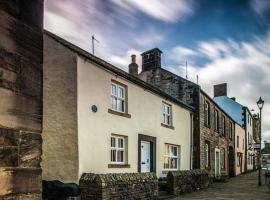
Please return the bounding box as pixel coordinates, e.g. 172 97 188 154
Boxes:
214 96 245 126
44 30 194 111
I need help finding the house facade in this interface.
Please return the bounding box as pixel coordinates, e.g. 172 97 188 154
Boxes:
139 48 235 178
42 31 193 183
235 123 245 175
214 85 255 171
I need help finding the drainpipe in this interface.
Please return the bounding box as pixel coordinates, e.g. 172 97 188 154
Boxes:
190 112 193 170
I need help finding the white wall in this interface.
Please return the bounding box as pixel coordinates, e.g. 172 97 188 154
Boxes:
77 56 192 178
246 110 254 170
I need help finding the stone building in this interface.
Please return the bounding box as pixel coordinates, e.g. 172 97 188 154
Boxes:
42 31 193 183
0 1 43 199
214 84 255 171
139 48 235 178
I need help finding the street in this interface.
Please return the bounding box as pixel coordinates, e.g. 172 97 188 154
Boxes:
171 171 270 200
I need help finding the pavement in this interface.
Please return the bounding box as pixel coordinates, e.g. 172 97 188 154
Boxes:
170 170 270 200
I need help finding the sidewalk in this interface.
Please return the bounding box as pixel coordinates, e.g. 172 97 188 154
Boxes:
170 171 270 200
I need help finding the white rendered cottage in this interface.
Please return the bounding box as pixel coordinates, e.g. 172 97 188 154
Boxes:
42 31 193 183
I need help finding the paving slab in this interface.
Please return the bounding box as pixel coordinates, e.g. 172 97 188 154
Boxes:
170 171 270 200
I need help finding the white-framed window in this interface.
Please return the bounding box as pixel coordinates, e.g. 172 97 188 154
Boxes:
164 144 179 170
162 102 172 126
214 110 219 131
205 141 210 168
111 135 125 164
111 82 126 113
204 101 210 126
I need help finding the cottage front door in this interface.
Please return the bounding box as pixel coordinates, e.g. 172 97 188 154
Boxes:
141 141 151 172
215 149 220 177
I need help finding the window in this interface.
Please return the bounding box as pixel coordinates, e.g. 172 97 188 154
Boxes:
221 116 225 135
237 136 239 148
162 103 172 126
111 82 126 113
205 141 210 168
229 122 233 139
237 153 241 166
204 101 210 126
111 135 125 164
164 144 179 170
220 148 225 169
242 139 244 150
214 110 219 131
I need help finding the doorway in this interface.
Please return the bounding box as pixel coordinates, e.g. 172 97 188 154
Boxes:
141 141 150 172
215 149 220 178
229 146 235 177
138 134 156 173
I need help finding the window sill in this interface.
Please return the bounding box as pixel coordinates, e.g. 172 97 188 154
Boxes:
161 123 175 130
108 109 131 118
108 164 130 168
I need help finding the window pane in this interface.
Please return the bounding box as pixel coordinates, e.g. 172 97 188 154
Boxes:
118 138 123 148
111 97 117 110
167 115 171 125
111 84 117 96
117 99 125 112
118 87 124 98
117 150 124 162
111 150 116 162
111 137 116 147
172 146 178 156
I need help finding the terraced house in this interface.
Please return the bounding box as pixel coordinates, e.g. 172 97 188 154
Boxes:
213 85 256 172
42 31 193 183
139 48 235 178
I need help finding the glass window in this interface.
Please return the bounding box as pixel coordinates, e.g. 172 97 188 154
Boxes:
205 142 210 168
214 110 219 131
237 136 239 148
162 103 172 126
164 144 179 170
204 102 210 126
220 148 225 169
221 116 225 135
229 122 233 139
111 82 126 113
111 135 125 164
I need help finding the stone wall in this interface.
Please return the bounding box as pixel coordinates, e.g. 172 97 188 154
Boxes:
200 92 235 178
0 0 43 199
79 173 158 200
167 169 210 195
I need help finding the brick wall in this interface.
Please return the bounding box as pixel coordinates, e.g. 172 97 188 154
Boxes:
79 173 158 200
0 1 43 199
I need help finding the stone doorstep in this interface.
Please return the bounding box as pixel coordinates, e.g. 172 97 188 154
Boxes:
0 167 42 196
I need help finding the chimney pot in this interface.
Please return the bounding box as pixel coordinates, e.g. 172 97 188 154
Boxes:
131 54 136 63
129 54 138 76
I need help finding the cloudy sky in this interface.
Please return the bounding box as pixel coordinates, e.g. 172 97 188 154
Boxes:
44 0 270 142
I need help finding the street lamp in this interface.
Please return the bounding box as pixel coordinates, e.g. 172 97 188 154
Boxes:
257 97 264 186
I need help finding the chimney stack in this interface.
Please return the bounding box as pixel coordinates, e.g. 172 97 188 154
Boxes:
141 48 162 72
128 54 138 76
214 83 227 97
